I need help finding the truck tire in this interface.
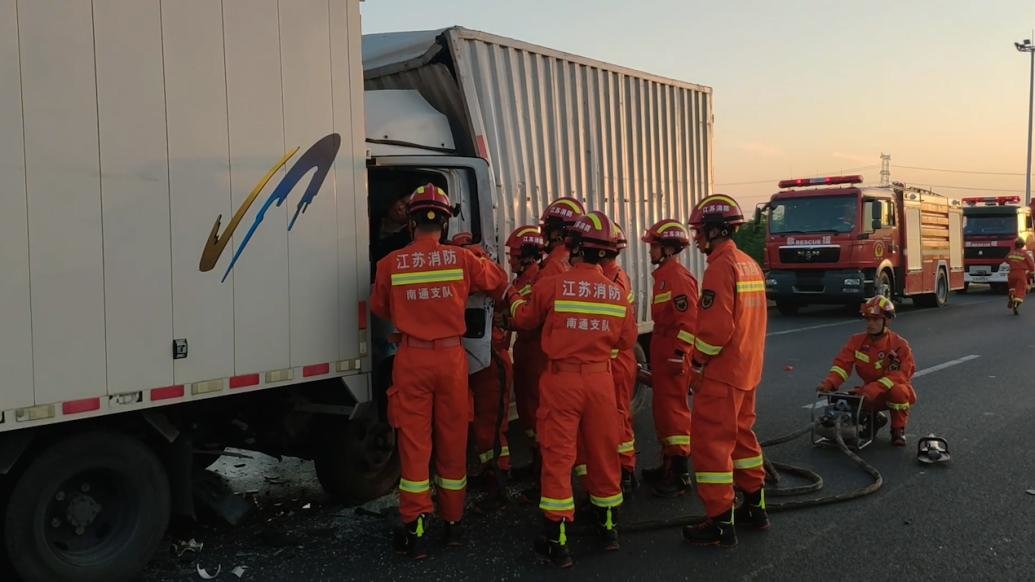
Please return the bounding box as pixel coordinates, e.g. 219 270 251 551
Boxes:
775 302 800 316
4 430 170 582
916 270 949 308
314 416 399 505
877 270 893 297
630 342 649 416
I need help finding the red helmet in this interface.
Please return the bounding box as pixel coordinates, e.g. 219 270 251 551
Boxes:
450 232 475 246
613 223 628 250
860 295 896 319
505 225 546 258
642 219 691 247
540 197 586 228
408 183 455 217
688 194 745 228
568 211 618 252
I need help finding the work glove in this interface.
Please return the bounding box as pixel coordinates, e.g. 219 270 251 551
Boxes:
817 380 835 393
667 351 687 376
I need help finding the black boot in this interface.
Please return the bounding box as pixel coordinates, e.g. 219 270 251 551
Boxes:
640 459 668 484
594 506 620 551
891 428 906 447
393 514 430 559
621 468 639 493
533 518 573 568
734 489 770 531
652 456 692 498
443 520 465 548
682 510 737 548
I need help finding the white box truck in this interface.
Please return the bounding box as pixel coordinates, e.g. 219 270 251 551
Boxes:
0 4 712 579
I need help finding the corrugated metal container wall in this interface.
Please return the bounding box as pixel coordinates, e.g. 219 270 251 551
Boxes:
448 29 712 324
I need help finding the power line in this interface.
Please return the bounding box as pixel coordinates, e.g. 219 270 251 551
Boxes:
896 183 1024 192
892 164 1026 176
716 165 879 187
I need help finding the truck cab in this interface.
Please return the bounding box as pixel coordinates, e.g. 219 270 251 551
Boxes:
961 196 1035 292
760 175 963 315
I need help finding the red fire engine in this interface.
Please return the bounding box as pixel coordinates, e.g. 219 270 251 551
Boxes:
759 175 965 315
960 196 1035 293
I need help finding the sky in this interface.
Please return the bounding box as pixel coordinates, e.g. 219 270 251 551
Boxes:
361 0 1035 208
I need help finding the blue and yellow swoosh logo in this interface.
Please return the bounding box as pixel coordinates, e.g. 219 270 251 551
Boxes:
199 133 341 282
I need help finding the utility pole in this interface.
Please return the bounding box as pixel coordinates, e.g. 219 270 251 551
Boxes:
1017 38 1035 205
880 153 891 187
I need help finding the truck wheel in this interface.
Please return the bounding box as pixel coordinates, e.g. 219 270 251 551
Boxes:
916 270 949 308
314 416 399 505
630 343 649 416
877 270 893 297
4 431 170 582
776 302 800 316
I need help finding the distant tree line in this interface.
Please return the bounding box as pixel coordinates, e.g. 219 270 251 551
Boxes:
734 215 767 268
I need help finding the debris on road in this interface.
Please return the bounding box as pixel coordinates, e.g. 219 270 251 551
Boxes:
172 538 204 558
232 565 247 578
197 564 221 579
1026 489 1035 496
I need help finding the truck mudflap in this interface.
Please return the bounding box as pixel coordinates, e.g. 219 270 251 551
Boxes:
765 269 871 303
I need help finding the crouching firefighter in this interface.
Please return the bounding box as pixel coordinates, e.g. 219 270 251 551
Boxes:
370 184 508 559
818 295 917 447
507 212 638 567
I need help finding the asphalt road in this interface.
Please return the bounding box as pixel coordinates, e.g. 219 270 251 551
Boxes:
144 287 1035 582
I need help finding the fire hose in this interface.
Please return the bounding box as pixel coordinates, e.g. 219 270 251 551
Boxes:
606 368 885 533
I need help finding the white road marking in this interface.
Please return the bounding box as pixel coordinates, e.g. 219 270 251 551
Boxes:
768 320 856 337
800 354 981 408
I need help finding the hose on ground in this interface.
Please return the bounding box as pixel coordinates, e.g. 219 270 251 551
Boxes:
620 416 882 533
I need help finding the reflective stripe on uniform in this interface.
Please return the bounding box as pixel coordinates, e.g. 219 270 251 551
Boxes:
479 446 510 464
574 464 587 477
830 365 848 380
733 455 764 470
610 348 620 359
519 284 533 296
653 291 673 304
510 299 527 317
391 268 464 286
695 338 723 356
618 440 636 454
854 350 870 363
677 330 695 346
627 291 636 304
887 401 911 411
435 475 467 491
662 435 691 446
554 300 626 317
695 471 734 485
399 478 431 494
736 280 766 293
590 492 624 508
878 377 895 390
539 496 575 512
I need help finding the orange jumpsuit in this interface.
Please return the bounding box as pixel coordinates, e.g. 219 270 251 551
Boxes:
370 232 508 523
1006 249 1035 304
688 240 767 518
604 261 638 472
510 262 638 522
511 263 546 442
821 331 918 431
649 258 698 459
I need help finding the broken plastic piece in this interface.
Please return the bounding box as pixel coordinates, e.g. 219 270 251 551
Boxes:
197 564 222 579
232 566 247 578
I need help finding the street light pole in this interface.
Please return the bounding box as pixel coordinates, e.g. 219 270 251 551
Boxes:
1017 38 1035 205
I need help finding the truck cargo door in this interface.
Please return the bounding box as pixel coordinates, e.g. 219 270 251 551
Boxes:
368 155 499 374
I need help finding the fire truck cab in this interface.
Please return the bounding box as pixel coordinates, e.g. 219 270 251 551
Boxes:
759 175 965 315
961 196 1035 292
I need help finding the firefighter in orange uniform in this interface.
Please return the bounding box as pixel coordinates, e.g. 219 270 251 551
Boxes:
451 232 513 502
818 295 917 446
640 219 698 497
511 199 586 478
508 212 637 567
603 222 640 490
504 226 546 460
370 184 508 559
681 194 768 548
1006 237 1035 314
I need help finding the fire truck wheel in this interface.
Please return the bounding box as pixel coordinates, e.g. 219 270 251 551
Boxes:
314 416 400 505
4 430 170 582
630 342 650 416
